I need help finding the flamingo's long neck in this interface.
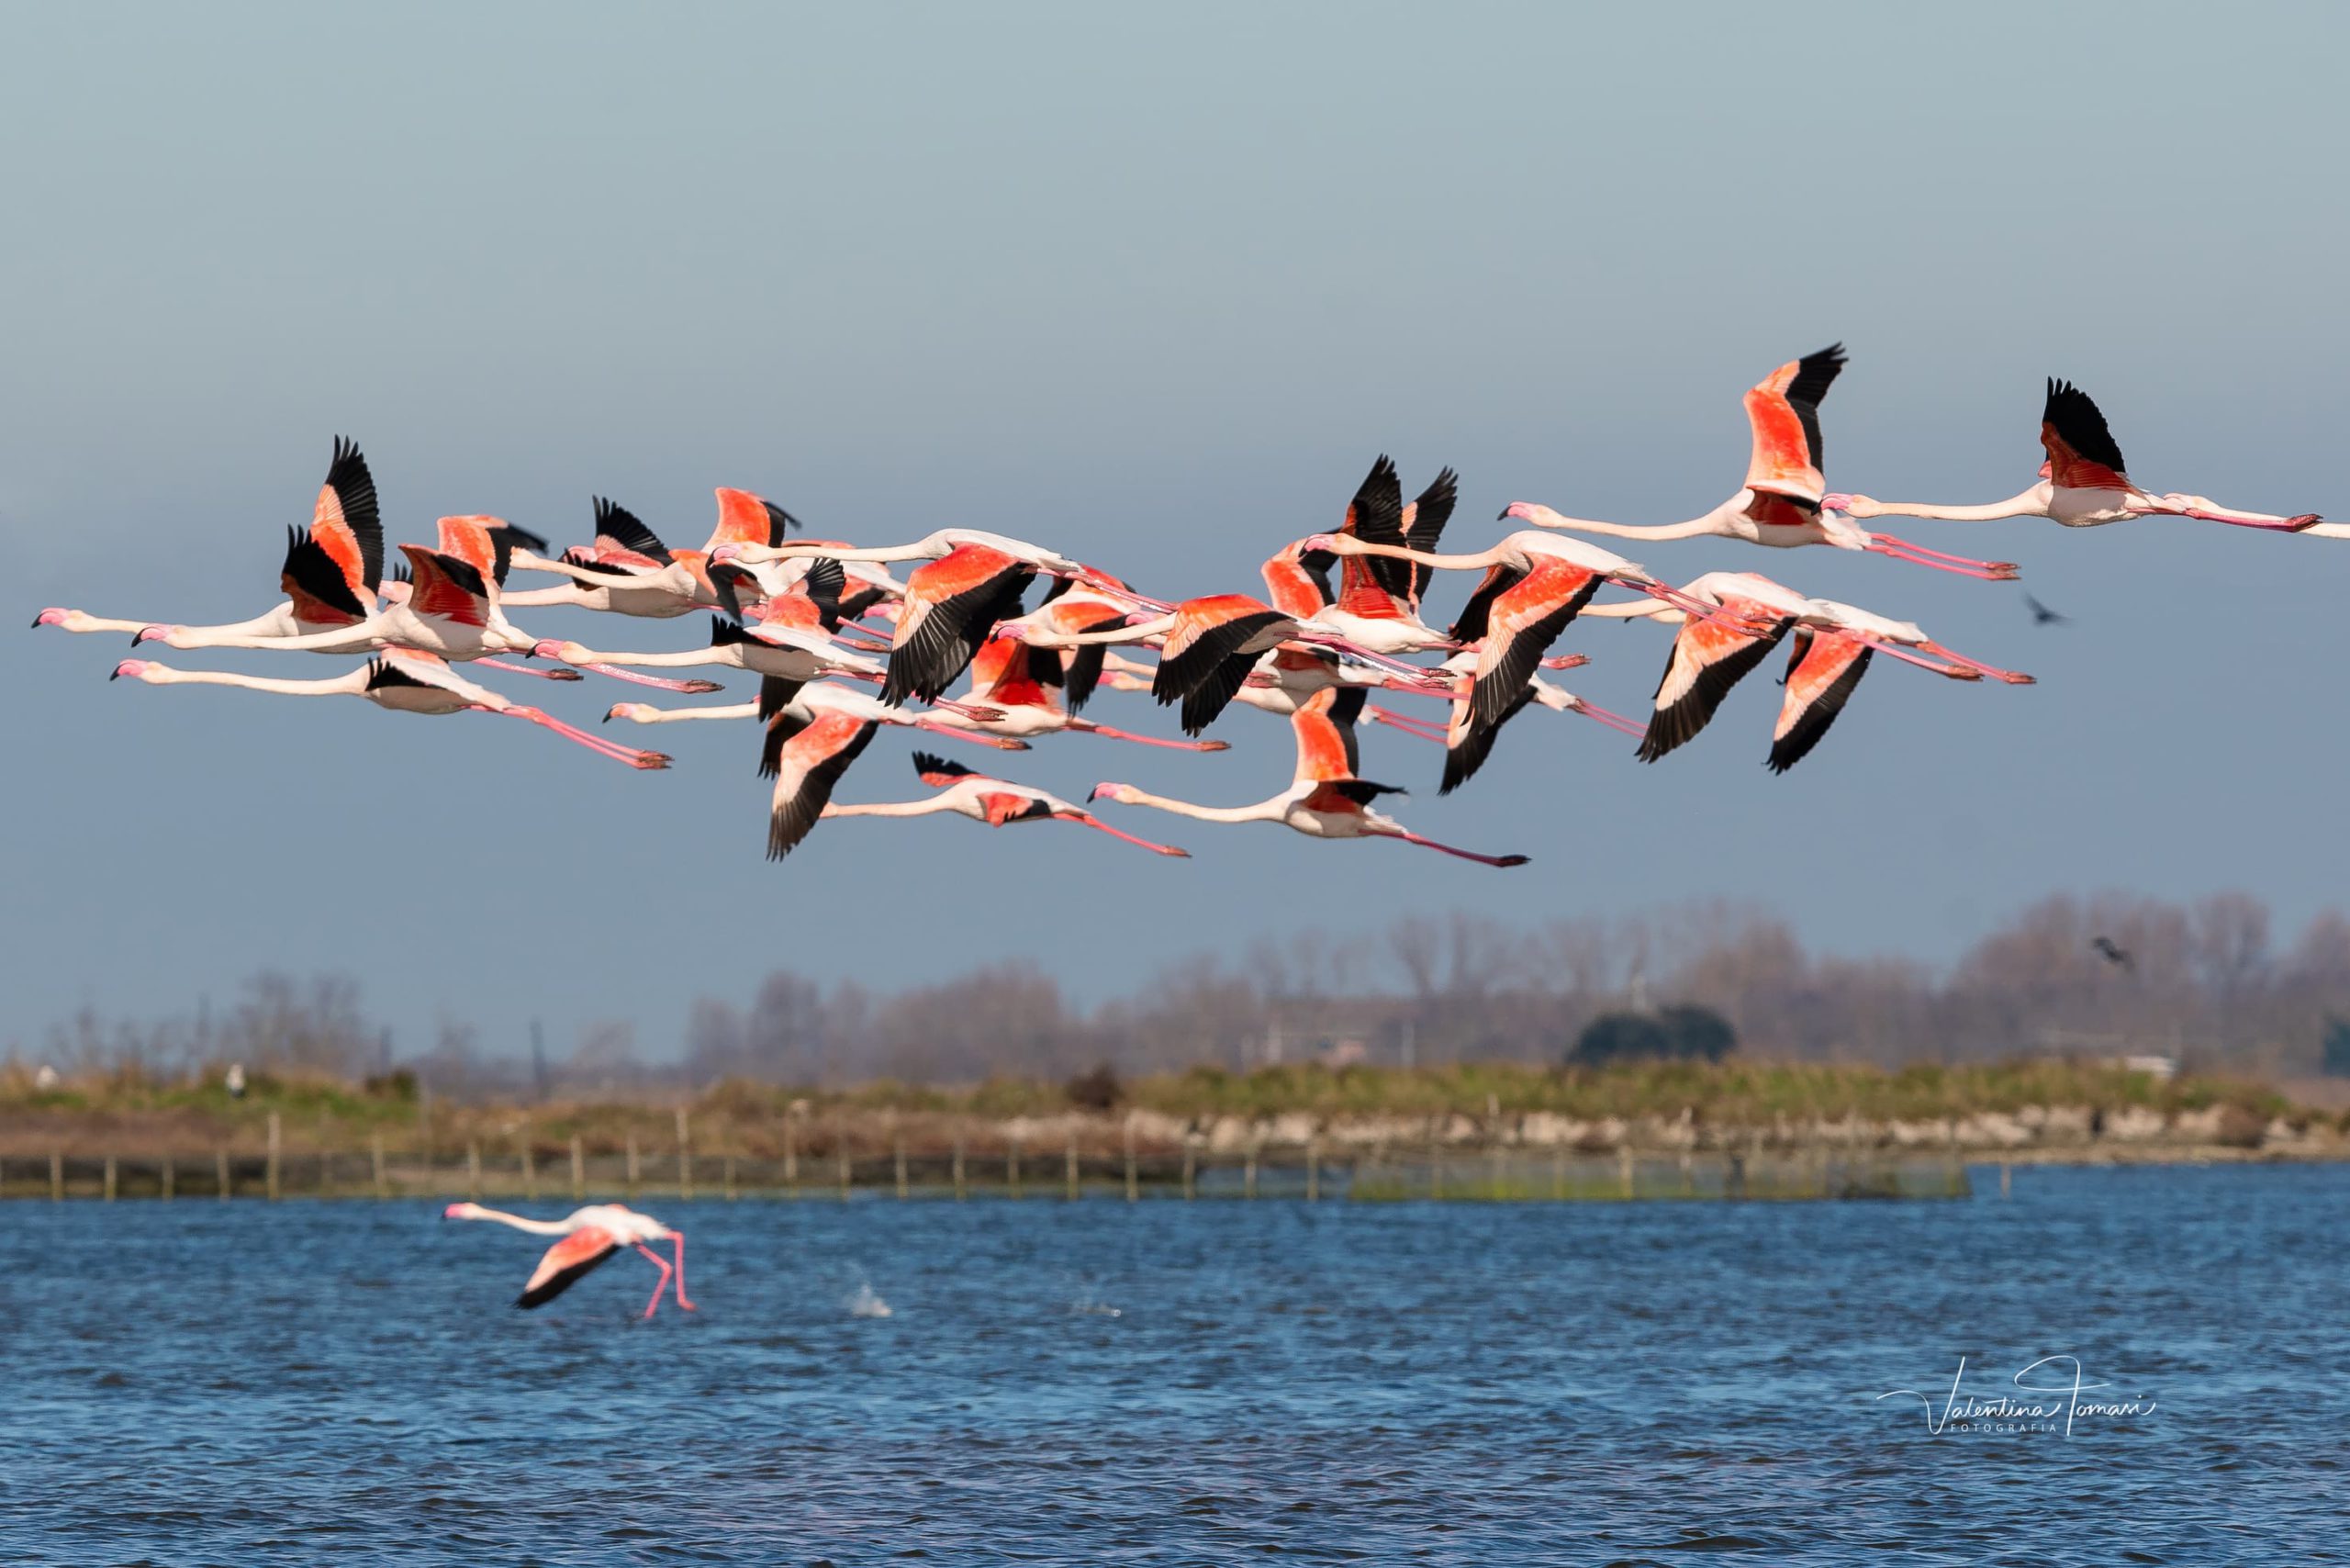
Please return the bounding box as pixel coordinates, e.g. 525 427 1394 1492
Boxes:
460 1206 574 1236
1340 540 1490 572
1534 511 1722 541
822 797 961 820
1112 789 1279 824
141 667 369 697
1030 616 1170 647
168 621 381 653
1847 487 2048 522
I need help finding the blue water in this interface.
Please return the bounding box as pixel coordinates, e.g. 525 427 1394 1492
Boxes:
1 1166 2342 1565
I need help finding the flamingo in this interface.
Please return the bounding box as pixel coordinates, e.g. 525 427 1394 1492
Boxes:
38 435 385 639
1295 528 1733 743
1364 651 1645 794
532 564 894 695
501 498 742 618
1089 687 1530 868
822 752 1192 857
110 654 672 768
1826 377 2324 534
948 633 1230 750
760 706 883 860
1583 570 2032 767
442 1202 695 1318
1499 346 2020 580
1300 456 1462 655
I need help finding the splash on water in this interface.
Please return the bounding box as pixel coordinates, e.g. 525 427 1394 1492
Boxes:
846 1282 893 1318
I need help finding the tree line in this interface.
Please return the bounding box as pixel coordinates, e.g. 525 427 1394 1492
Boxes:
21 892 2350 1098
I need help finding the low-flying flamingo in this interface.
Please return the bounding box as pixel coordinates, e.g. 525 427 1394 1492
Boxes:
949 633 1230 750
1827 376 2323 534
821 752 1192 857
1583 570 2031 767
442 1202 695 1318
1090 688 1530 868
111 654 672 768
1499 346 2019 580
38 435 386 639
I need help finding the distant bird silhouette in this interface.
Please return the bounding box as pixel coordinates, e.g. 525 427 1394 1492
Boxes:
2023 593 2069 626
2091 936 2133 971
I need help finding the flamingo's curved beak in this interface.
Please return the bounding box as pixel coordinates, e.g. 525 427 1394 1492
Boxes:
111 660 144 681
32 608 65 628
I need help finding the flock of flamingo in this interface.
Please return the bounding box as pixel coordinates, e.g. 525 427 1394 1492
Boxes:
40 348 2330 875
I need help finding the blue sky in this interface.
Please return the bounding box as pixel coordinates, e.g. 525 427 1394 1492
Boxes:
7 1 2346 1061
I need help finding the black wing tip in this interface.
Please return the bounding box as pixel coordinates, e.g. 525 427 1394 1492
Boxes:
911 750 975 779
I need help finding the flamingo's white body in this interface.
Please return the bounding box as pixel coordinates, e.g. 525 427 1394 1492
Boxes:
442 1201 695 1318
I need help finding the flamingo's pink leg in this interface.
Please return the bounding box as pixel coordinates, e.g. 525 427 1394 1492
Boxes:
1366 706 1448 745
670 1234 696 1311
913 717 1028 751
1074 722 1229 752
1917 642 2035 686
1061 812 1189 857
1574 702 1647 737
1865 536 2020 580
1539 654 1590 671
633 1242 673 1320
927 698 1004 723
474 656 583 683
1851 637 1979 680
501 708 674 768
1380 829 1529 868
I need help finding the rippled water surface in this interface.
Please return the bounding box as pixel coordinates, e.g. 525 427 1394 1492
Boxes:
3 1166 2344 1564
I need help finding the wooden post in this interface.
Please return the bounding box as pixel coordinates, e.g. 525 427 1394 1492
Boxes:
1679 1149 1695 1198
894 1126 909 1200
1065 1136 1080 1201
1305 1137 1320 1203
952 1136 967 1201
1550 1144 1566 1201
1490 1141 1505 1199
1008 1138 1022 1199
104 1153 118 1202
50 1149 62 1201
676 1107 692 1201
1618 1145 1635 1201
1181 1140 1196 1200
1124 1118 1138 1203
1428 1130 1442 1201
783 1117 799 1193
724 1155 738 1201
161 1154 175 1202
2000 1159 2012 1200
1244 1139 1259 1200
466 1141 482 1201
266 1112 282 1201
521 1136 539 1202
625 1133 641 1198
217 1148 230 1201
372 1134 388 1199
836 1131 851 1200
570 1135 586 1201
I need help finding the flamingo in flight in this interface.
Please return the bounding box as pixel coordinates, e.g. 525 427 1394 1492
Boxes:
708 529 1147 706
133 515 707 691
1365 650 1645 795
1296 528 1735 745
501 497 746 618
1298 456 1462 656
1583 570 2031 768
1500 346 2019 581
111 653 671 768
1090 687 1529 868
38 436 386 639
821 752 1192 857
949 633 1230 751
442 1202 695 1319
1826 377 2324 534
